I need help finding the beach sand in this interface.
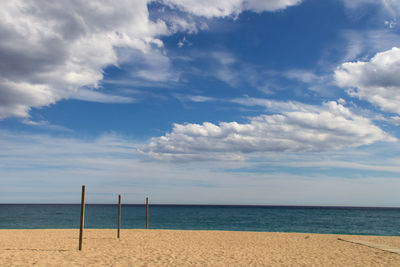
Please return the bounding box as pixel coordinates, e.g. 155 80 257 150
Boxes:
0 229 400 266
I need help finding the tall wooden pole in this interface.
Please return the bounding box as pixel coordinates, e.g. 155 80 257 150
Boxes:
117 194 121 239
146 197 149 229
79 185 86 251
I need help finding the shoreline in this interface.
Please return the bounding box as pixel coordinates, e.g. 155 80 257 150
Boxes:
1 229 400 266
0 227 399 236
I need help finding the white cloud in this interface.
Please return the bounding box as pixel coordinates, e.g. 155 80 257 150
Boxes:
162 0 302 18
167 15 208 34
21 119 73 132
2 130 400 205
118 47 179 82
340 30 400 62
162 0 242 18
69 88 134 103
0 0 304 120
342 0 400 18
174 94 216 103
388 116 400 126
335 47 400 114
177 36 191 48
0 0 167 119
231 97 321 113
283 70 320 84
142 100 395 160
385 20 397 29
244 0 302 12
204 51 267 88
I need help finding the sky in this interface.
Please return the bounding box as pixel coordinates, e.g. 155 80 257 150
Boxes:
1 0 400 206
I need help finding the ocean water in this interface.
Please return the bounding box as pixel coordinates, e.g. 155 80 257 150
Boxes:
0 204 399 236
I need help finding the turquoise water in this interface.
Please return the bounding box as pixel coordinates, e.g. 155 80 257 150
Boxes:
0 205 399 235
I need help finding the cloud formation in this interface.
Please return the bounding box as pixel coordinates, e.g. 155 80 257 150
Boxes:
0 0 302 119
335 47 400 114
162 0 302 18
342 0 400 17
2 129 400 205
0 0 169 118
142 100 395 160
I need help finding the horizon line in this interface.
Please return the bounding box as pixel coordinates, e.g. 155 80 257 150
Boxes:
0 203 399 208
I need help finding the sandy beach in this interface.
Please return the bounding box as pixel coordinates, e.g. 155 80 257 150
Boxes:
0 229 399 266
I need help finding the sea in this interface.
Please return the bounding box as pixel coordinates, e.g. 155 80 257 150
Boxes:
0 204 399 236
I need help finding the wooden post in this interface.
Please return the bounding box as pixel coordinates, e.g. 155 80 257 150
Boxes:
117 194 121 239
146 197 149 229
79 185 86 251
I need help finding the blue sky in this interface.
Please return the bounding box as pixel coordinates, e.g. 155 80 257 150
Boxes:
1 0 400 205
